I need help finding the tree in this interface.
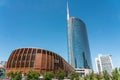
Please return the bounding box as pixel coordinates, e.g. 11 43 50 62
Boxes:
8 71 22 80
13 71 22 80
25 70 40 80
69 71 79 80
43 71 54 80
95 73 102 80
83 71 95 80
119 68 120 73
88 71 94 80
102 70 110 80
112 68 120 80
56 69 66 80
8 71 14 79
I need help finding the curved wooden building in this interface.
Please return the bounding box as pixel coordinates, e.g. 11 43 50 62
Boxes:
6 48 74 75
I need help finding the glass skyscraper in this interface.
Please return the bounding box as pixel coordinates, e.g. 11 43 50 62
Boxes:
67 2 92 69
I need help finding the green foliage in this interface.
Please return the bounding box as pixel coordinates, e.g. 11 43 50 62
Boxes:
102 70 110 80
83 71 95 80
43 71 54 80
111 68 120 80
8 71 14 78
80 68 120 80
25 70 40 80
14 71 22 80
88 71 94 80
8 71 22 80
56 69 66 80
6 67 120 80
83 77 87 80
95 73 102 80
69 71 79 80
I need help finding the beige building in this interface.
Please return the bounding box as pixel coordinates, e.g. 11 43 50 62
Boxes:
75 68 92 77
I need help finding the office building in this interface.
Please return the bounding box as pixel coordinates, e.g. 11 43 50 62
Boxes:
67 2 92 69
6 48 74 76
95 54 113 74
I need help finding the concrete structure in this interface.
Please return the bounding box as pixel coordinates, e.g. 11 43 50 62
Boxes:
6 48 74 76
0 64 5 78
67 2 92 69
75 68 92 77
95 54 113 74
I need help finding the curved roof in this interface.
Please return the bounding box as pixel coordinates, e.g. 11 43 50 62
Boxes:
11 47 64 60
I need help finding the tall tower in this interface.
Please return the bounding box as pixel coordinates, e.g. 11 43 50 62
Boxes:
67 2 92 69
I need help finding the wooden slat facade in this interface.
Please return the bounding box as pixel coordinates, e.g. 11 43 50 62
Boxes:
6 48 74 75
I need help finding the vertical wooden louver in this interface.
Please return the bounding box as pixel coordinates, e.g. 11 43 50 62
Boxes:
6 48 74 76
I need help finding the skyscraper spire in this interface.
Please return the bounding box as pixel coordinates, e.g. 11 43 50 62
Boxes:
67 0 92 69
67 1 70 21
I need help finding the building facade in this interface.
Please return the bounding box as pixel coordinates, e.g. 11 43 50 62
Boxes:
67 3 92 69
95 54 113 74
75 68 92 77
0 64 5 78
6 48 74 76
0 61 7 68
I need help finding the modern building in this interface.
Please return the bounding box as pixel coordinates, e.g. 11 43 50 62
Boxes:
95 54 113 74
67 2 92 69
6 48 74 76
0 64 5 78
75 68 92 77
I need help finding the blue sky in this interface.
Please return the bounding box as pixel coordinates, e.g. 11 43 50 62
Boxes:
0 0 120 71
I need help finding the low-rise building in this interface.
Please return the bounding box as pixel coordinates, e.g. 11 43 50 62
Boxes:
75 68 92 77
